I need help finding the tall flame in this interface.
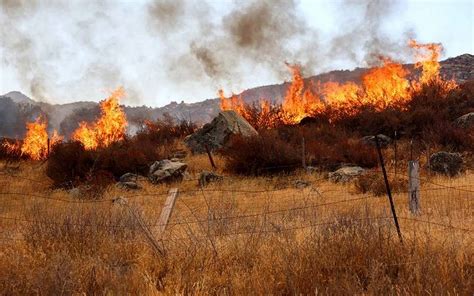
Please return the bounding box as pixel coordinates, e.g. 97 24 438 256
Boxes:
2 116 63 160
72 87 127 150
218 89 248 117
220 39 457 127
281 64 322 123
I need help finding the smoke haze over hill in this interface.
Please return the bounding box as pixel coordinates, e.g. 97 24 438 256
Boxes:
0 0 472 106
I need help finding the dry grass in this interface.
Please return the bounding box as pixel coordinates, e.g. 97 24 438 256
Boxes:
0 156 473 295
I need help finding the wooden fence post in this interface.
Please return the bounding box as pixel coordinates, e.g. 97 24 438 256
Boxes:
204 144 217 170
408 161 421 215
156 188 179 239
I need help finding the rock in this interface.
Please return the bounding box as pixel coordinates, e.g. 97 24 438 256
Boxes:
149 159 188 184
119 172 138 183
198 171 224 187
361 134 392 148
68 185 92 198
305 166 318 174
429 152 463 176
455 112 474 128
328 166 365 183
185 110 258 153
294 180 311 189
116 181 141 190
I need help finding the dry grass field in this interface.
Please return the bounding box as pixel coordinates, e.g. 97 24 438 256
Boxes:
0 155 473 295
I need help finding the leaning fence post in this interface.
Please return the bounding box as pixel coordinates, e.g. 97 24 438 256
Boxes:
204 144 217 170
375 135 403 243
408 160 421 215
156 188 179 239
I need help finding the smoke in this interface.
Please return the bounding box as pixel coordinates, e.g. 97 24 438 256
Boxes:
1 0 416 106
329 0 415 66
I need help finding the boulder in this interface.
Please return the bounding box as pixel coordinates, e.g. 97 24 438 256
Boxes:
328 166 365 183
198 171 223 187
361 134 392 148
116 181 141 190
119 172 139 183
429 152 463 176
455 112 474 128
185 110 258 153
149 159 188 184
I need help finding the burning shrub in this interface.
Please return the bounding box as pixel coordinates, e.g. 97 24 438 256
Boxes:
222 130 301 175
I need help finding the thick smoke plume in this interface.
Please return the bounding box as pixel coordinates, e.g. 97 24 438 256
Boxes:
1 0 414 106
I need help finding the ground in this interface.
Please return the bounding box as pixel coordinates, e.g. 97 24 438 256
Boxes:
0 154 473 294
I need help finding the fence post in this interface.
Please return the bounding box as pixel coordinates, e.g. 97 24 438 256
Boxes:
375 135 403 243
204 144 217 170
408 160 421 215
156 188 179 239
302 137 306 170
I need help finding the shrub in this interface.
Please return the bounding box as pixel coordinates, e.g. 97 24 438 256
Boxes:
354 171 406 196
222 130 301 175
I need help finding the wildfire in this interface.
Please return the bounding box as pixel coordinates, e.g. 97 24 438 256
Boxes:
281 64 322 123
2 116 63 160
220 39 458 126
72 87 127 150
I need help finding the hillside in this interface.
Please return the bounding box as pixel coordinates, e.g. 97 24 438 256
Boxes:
1 53 473 138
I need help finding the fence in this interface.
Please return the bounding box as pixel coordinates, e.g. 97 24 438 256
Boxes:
1 162 472 255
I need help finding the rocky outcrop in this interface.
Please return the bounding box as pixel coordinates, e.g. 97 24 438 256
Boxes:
116 181 141 190
429 152 463 176
149 159 188 184
328 166 365 183
185 110 258 153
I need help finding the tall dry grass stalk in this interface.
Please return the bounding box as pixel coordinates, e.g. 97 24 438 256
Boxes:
0 159 473 294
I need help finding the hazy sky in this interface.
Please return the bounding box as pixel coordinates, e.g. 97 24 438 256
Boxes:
0 0 472 107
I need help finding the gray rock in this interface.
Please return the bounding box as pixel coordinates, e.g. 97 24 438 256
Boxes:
112 196 128 205
198 171 223 187
119 172 139 183
116 181 141 190
328 166 365 183
68 185 92 199
455 112 474 128
429 152 463 176
149 159 188 184
185 110 258 153
295 180 311 189
361 134 392 148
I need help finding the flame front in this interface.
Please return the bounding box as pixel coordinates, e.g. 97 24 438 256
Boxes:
72 87 127 150
220 39 458 126
2 116 63 160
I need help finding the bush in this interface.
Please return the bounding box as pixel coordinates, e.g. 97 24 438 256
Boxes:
222 130 301 175
354 171 406 196
46 119 194 188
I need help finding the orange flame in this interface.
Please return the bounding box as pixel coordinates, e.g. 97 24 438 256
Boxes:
3 116 63 160
220 39 457 127
218 89 248 117
72 87 127 150
281 64 323 123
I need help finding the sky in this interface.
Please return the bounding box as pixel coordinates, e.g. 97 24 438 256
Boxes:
0 0 472 107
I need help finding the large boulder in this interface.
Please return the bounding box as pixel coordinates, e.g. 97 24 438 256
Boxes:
429 152 463 176
149 159 188 184
328 166 365 183
455 112 474 128
361 134 392 148
185 110 258 153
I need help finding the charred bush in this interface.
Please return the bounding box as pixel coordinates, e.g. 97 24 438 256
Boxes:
222 130 301 175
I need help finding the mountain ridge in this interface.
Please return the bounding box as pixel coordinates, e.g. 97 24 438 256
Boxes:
1 53 473 138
